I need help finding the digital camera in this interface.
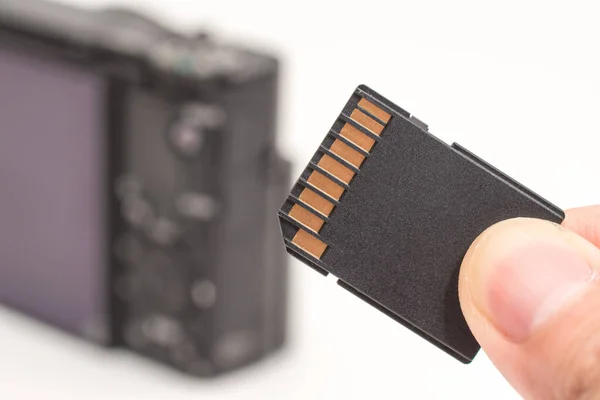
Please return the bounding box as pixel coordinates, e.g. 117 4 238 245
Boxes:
0 0 289 376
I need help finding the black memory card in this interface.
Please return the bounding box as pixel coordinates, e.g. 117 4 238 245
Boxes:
278 85 564 363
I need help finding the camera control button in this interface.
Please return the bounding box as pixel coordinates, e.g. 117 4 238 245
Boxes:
212 330 257 369
147 217 182 246
191 280 217 309
181 104 225 129
175 192 217 221
140 315 183 347
168 121 204 156
122 196 154 228
167 104 225 158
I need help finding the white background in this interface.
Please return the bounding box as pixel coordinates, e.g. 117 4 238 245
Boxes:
1 0 600 399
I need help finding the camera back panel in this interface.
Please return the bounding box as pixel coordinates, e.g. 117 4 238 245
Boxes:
116 81 285 375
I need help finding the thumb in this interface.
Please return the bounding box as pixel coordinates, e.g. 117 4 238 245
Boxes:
459 217 600 400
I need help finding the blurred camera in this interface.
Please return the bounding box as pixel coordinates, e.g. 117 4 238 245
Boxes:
0 0 289 376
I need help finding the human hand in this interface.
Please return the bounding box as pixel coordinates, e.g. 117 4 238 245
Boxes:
459 206 600 400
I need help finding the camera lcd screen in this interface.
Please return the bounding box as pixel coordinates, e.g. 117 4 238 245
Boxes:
0 46 109 342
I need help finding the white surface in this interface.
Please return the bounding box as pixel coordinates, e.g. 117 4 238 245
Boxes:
2 0 600 398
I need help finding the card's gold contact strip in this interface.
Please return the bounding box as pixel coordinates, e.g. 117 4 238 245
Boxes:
307 170 345 200
329 139 365 168
358 98 391 123
289 204 325 233
285 95 392 262
340 124 375 152
299 188 335 216
317 154 355 184
350 109 384 135
292 229 328 259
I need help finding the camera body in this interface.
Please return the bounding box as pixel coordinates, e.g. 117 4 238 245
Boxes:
0 0 289 376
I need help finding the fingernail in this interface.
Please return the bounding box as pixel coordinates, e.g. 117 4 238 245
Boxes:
480 241 595 342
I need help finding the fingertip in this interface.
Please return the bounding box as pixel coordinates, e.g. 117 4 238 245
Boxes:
460 218 596 342
564 205 600 248
459 217 600 399
458 219 519 340
458 218 526 322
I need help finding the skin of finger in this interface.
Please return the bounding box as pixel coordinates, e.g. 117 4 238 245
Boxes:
564 206 600 248
459 218 600 400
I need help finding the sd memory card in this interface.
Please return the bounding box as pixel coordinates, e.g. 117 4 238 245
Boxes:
278 85 564 363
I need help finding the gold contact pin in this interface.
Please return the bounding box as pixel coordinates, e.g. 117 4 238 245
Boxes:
299 188 335 217
288 204 325 233
317 154 355 184
350 109 385 135
329 139 366 169
307 170 345 201
340 123 375 152
358 98 391 123
292 229 328 259
282 91 395 267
